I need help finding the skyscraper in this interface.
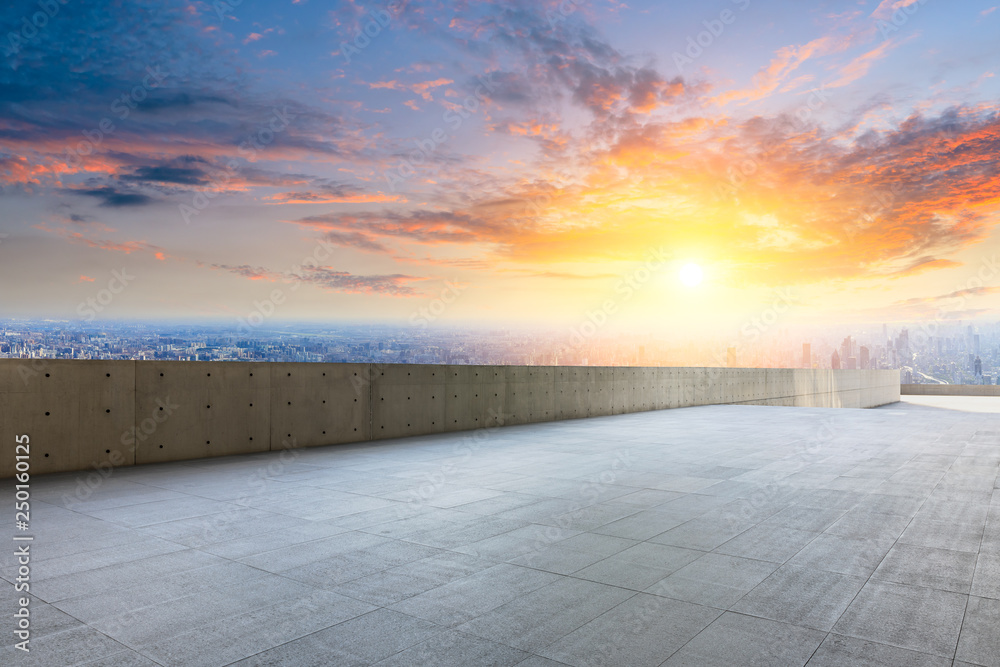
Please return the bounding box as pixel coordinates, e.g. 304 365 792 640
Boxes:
859 346 870 370
831 350 841 370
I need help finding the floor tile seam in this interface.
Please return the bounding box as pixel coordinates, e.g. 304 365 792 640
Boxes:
454 577 644 656
953 485 996 663
821 483 940 651
646 609 783 667
16 609 151 665
217 607 444 667
34 543 252 600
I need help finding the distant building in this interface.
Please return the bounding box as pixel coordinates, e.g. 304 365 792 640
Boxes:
846 357 857 370
859 346 870 370
802 343 811 368
831 350 840 370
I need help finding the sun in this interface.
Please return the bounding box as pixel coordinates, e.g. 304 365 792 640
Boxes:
679 262 704 288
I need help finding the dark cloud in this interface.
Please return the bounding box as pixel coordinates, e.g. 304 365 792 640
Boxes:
120 165 208 186
72 187 155 207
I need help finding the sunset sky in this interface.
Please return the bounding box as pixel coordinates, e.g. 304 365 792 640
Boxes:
1 0 999 333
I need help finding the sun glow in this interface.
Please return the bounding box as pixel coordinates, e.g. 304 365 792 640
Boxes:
679 262 704 288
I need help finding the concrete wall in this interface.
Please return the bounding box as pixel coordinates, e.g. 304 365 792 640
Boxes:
902 383 1000 396
1 360 899 477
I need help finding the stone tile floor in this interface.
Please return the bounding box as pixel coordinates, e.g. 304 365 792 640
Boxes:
2 396 998 666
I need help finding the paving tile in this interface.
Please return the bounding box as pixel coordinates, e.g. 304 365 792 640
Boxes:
649 552 778 609
0 625 129 667
456 578 635 652
82 496 237 528
648 516 752 552
762 505 846 532
824 509 913 542
661 612 825 666
389 563 560 627
806 633 951 667
140 589 377 667
551 532 638 557
539 593 721 667
956 596 1000 667
13 399 1000 666
786 533 895 577
237 530 390 573
850 494 924 517
0 590 82 648
548 503 642 531
609 489 684 507
872 543 977 593
31 549 225 602
85 575 318 649
590 509 689 540
971 553 1000 599
371 629 530 667
897 517 985 553
456 525 583 561
713 523 819 563
198 521 349 559
230 609 442 666
333 551 494 606
730 564 867 631
508 544 609 575
833 580 967 657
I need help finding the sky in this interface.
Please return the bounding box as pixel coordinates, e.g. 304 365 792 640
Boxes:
1 0 999 335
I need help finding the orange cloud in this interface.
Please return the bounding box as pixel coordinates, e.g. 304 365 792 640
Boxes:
263 192 404 204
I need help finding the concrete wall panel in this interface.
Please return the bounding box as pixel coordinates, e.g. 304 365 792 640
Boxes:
0 360 134 477
0 360 900 477
901 383 1000 396
134 361 270 465
371 364 446 440
269 363 369 449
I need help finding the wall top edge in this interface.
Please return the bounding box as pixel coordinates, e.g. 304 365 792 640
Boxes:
0 359 900 374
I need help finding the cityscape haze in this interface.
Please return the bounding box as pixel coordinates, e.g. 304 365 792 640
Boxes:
3 317 996 385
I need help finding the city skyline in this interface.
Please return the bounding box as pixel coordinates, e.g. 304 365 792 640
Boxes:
1 1 999 331
3 316 997 386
